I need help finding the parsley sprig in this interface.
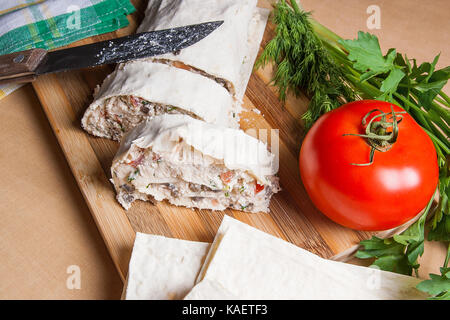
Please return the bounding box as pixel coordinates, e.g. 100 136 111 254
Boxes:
416 244 450 300
259 0 450 299
356 194 433 277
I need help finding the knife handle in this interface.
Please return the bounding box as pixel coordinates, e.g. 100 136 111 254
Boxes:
0 49 48 84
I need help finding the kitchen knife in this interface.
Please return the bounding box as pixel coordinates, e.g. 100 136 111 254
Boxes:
0 21 223 84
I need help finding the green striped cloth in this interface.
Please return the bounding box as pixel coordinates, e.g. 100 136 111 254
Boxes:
0 0 135 100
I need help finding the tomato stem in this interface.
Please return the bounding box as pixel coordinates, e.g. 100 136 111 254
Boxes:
343 106 406 166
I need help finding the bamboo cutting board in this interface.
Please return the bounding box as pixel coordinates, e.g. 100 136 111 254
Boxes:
31 0 376 282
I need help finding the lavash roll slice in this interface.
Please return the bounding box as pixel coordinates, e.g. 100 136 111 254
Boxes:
111 114 280 213
138 0 262 100
81 61 239 141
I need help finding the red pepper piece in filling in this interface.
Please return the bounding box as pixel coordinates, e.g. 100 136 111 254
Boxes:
220 171 234 184
128 154 144 168
130 96 141 108
255 182 264 194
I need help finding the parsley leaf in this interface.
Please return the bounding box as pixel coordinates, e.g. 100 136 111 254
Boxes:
339 32 398 81
356 196 432 276
416 267 450 300
379 68 406 100
339 32 406 101
356 237 412 275
409 54 450 116
429 214 450 241
428 177 450 241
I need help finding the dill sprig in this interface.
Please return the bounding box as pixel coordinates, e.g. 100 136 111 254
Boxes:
256 0 355 129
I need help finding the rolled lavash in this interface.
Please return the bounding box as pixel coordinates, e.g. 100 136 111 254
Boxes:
81 61 239 141
138 0 268 100
110 114 280 212
81 0 269 141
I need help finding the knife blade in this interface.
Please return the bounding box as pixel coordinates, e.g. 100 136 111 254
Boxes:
0 21 223 84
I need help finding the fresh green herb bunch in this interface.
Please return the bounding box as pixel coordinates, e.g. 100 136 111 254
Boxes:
256 0 355 129
333 32 450 296
332 25 449 301
260 0 450 299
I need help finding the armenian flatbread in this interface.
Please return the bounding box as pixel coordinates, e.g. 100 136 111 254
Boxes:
139 0 269 100
186 216 427 300
123 232 210 300
82 61 239 141
82 1 269 140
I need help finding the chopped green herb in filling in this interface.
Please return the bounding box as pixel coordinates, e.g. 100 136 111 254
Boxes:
128 169 140 182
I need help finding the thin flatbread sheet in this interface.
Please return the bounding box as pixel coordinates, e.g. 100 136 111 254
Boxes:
123 232 209 300
186 216 427 300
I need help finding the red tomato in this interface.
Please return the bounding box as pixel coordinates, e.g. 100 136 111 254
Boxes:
299 100 438 231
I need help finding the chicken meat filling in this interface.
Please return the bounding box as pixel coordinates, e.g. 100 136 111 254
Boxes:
88 95 201 140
